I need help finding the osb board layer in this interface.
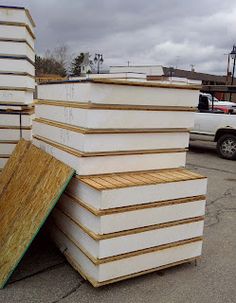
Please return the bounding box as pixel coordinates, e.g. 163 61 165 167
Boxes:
36 99 197 112
33 135 187 157
91 79 200 90
34 117 190 134
78 168 206 190
65 192 206 216
0 139 74 288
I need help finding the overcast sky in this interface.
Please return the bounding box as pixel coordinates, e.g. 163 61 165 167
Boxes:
1 0 236 74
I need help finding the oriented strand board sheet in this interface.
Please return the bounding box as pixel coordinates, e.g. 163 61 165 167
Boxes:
0 139 74 288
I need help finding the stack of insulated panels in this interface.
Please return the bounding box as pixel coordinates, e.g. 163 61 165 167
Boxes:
0 105 34 169
0 6 35 170
33 79 207 286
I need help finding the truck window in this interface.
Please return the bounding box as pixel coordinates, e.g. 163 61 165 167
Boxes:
198 95 209 111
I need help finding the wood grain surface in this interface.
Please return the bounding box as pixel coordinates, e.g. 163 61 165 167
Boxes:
33 135 187 157
78 168 206 190
91 78 200 90
0 139 74 288
34 118 190 134
36 99 197 111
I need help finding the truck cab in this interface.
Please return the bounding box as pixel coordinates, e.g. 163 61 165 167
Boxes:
191 94 236 160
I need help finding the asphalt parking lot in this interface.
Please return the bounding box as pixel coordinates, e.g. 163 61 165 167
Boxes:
1 141 236 303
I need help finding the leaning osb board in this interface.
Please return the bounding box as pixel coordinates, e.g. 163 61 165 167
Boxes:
0 139 75 288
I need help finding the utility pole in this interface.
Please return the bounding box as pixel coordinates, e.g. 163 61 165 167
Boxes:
229 45 236 102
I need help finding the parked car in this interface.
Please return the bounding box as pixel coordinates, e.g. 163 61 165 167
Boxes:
191 94 236 160
199 93 236 114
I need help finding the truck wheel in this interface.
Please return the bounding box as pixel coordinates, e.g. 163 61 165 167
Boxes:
217 134 236 160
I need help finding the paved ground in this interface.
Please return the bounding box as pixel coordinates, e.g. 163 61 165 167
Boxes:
1 141 236 303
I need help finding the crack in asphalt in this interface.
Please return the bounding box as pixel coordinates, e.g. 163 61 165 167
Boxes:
205 187 236 227
50 281 85 303
9 261 66 284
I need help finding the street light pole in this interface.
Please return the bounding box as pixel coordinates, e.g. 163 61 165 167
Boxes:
229 45 236 101
94 53 104 74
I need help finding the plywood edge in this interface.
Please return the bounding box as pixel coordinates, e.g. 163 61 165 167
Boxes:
63 250 200 287
0 110 34 115
33 135 187 157
0 126 32 130
65 191 206 216
34 118 190 134
25 8 36 28
0 87 34 92
0 140 18 144
52 223 203 265
35 99 197 112
0 21 35 40
0 154 11 158
91 78 201 90
0 103 34 111
56 206 205 240
75 167 206 181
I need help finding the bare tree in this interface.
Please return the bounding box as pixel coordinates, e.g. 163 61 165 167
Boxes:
35 45 69 77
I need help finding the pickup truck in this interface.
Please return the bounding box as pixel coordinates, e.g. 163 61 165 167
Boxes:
190 94 236 160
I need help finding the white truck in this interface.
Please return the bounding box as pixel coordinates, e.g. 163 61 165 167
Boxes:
191 94 236 160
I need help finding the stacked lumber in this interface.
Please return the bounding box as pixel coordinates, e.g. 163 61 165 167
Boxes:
0 6 35 170
33 78 207 286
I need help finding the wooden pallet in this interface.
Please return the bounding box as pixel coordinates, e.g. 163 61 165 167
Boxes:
65 251 200 288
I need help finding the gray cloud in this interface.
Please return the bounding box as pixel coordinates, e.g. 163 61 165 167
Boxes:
1 0 236 74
